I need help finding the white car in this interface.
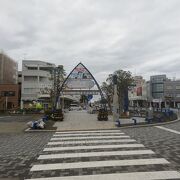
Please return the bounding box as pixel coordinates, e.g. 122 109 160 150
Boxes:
69 104 82 111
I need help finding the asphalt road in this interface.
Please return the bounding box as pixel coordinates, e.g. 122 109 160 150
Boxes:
0 115 180 179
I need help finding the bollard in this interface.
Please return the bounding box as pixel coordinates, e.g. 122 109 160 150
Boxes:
158 117 162 122
147 118 152 124
132 118 137 125
42 116 48 122
115 120 121 127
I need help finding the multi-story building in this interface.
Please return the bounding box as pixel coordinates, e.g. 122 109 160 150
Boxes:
0 51 18 84
129 74 180 109
0 84 20 110
21 60 55 109
149 75 167 108
164 80 180 108
18 71 22 85
148 75 180 108
150 75 166 99
128 76 147 108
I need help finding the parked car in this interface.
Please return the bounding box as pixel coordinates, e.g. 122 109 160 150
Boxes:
69 104 82 111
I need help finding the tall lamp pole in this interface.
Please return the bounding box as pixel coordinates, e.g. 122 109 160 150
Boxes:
5 96 8 110
112 75 119 122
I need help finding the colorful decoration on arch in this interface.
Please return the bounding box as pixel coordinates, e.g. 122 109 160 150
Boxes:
66 63 95 89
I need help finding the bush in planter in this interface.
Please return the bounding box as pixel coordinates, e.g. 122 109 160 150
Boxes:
44 109 53 120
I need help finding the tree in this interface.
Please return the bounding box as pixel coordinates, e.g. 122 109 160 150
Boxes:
51 65 66 109
101 82 113 112
101 69 134 114
80 95 88 104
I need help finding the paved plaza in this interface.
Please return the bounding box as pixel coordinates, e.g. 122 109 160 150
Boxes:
54 110 145 131
0 113 180 179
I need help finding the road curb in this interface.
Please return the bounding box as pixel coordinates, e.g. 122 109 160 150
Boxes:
24 118 180 132
116 118 180 130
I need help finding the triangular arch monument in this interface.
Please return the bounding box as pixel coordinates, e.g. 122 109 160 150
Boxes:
59 62 105 102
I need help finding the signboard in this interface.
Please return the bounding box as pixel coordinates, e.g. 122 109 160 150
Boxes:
66 63 95 89
87 94 93 101
153 99 162 103
136 87 142 96
165 95 173 100
63 90 99 95
1 91 15 97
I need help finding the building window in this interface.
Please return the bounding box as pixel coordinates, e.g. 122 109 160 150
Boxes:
152 83 164 92
176 94 180 98
28 67 38 70
152 92 163 99
39 77 47 82
24 76 38 82
166 86 173 90
176 85 180 90
24 88 37 94
1 91 15 96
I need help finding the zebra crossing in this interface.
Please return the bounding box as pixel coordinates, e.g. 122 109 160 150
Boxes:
26 129 180 180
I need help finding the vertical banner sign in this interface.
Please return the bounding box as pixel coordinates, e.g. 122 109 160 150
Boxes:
137 87 142 96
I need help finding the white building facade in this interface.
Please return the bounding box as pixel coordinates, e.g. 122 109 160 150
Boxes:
21 60 55 109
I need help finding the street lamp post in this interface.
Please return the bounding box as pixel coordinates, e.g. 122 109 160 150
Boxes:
112 75 119 124
5 96 8 110
53 65 64 110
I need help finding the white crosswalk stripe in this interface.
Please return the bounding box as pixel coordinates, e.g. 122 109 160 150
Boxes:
44 144 144 151
31 158 169 171
51 135 128 140
26 129 180 179
55 130 122 134
48 139 136 145
54 132 125 137
38 150 155 160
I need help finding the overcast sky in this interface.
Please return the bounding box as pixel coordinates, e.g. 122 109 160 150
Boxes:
0 0 180 84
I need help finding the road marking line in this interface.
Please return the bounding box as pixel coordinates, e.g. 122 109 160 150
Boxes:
0 116 11 118
53 133 125 137
55 130 121 134
25 171 180 180
38 150 155 160
48 139 136 145
51 136 127 140
155 126 180 135
54 132 125 137
43 144 144 151
51 135 130 141
31 158 169 171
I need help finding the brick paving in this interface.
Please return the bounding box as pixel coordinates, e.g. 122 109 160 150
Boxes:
121 123 180 172
0 132 53 179
0 115 53 180
25 129 180 179
0 113 180 179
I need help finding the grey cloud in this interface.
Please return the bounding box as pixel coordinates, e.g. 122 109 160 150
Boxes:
0 0 180 83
